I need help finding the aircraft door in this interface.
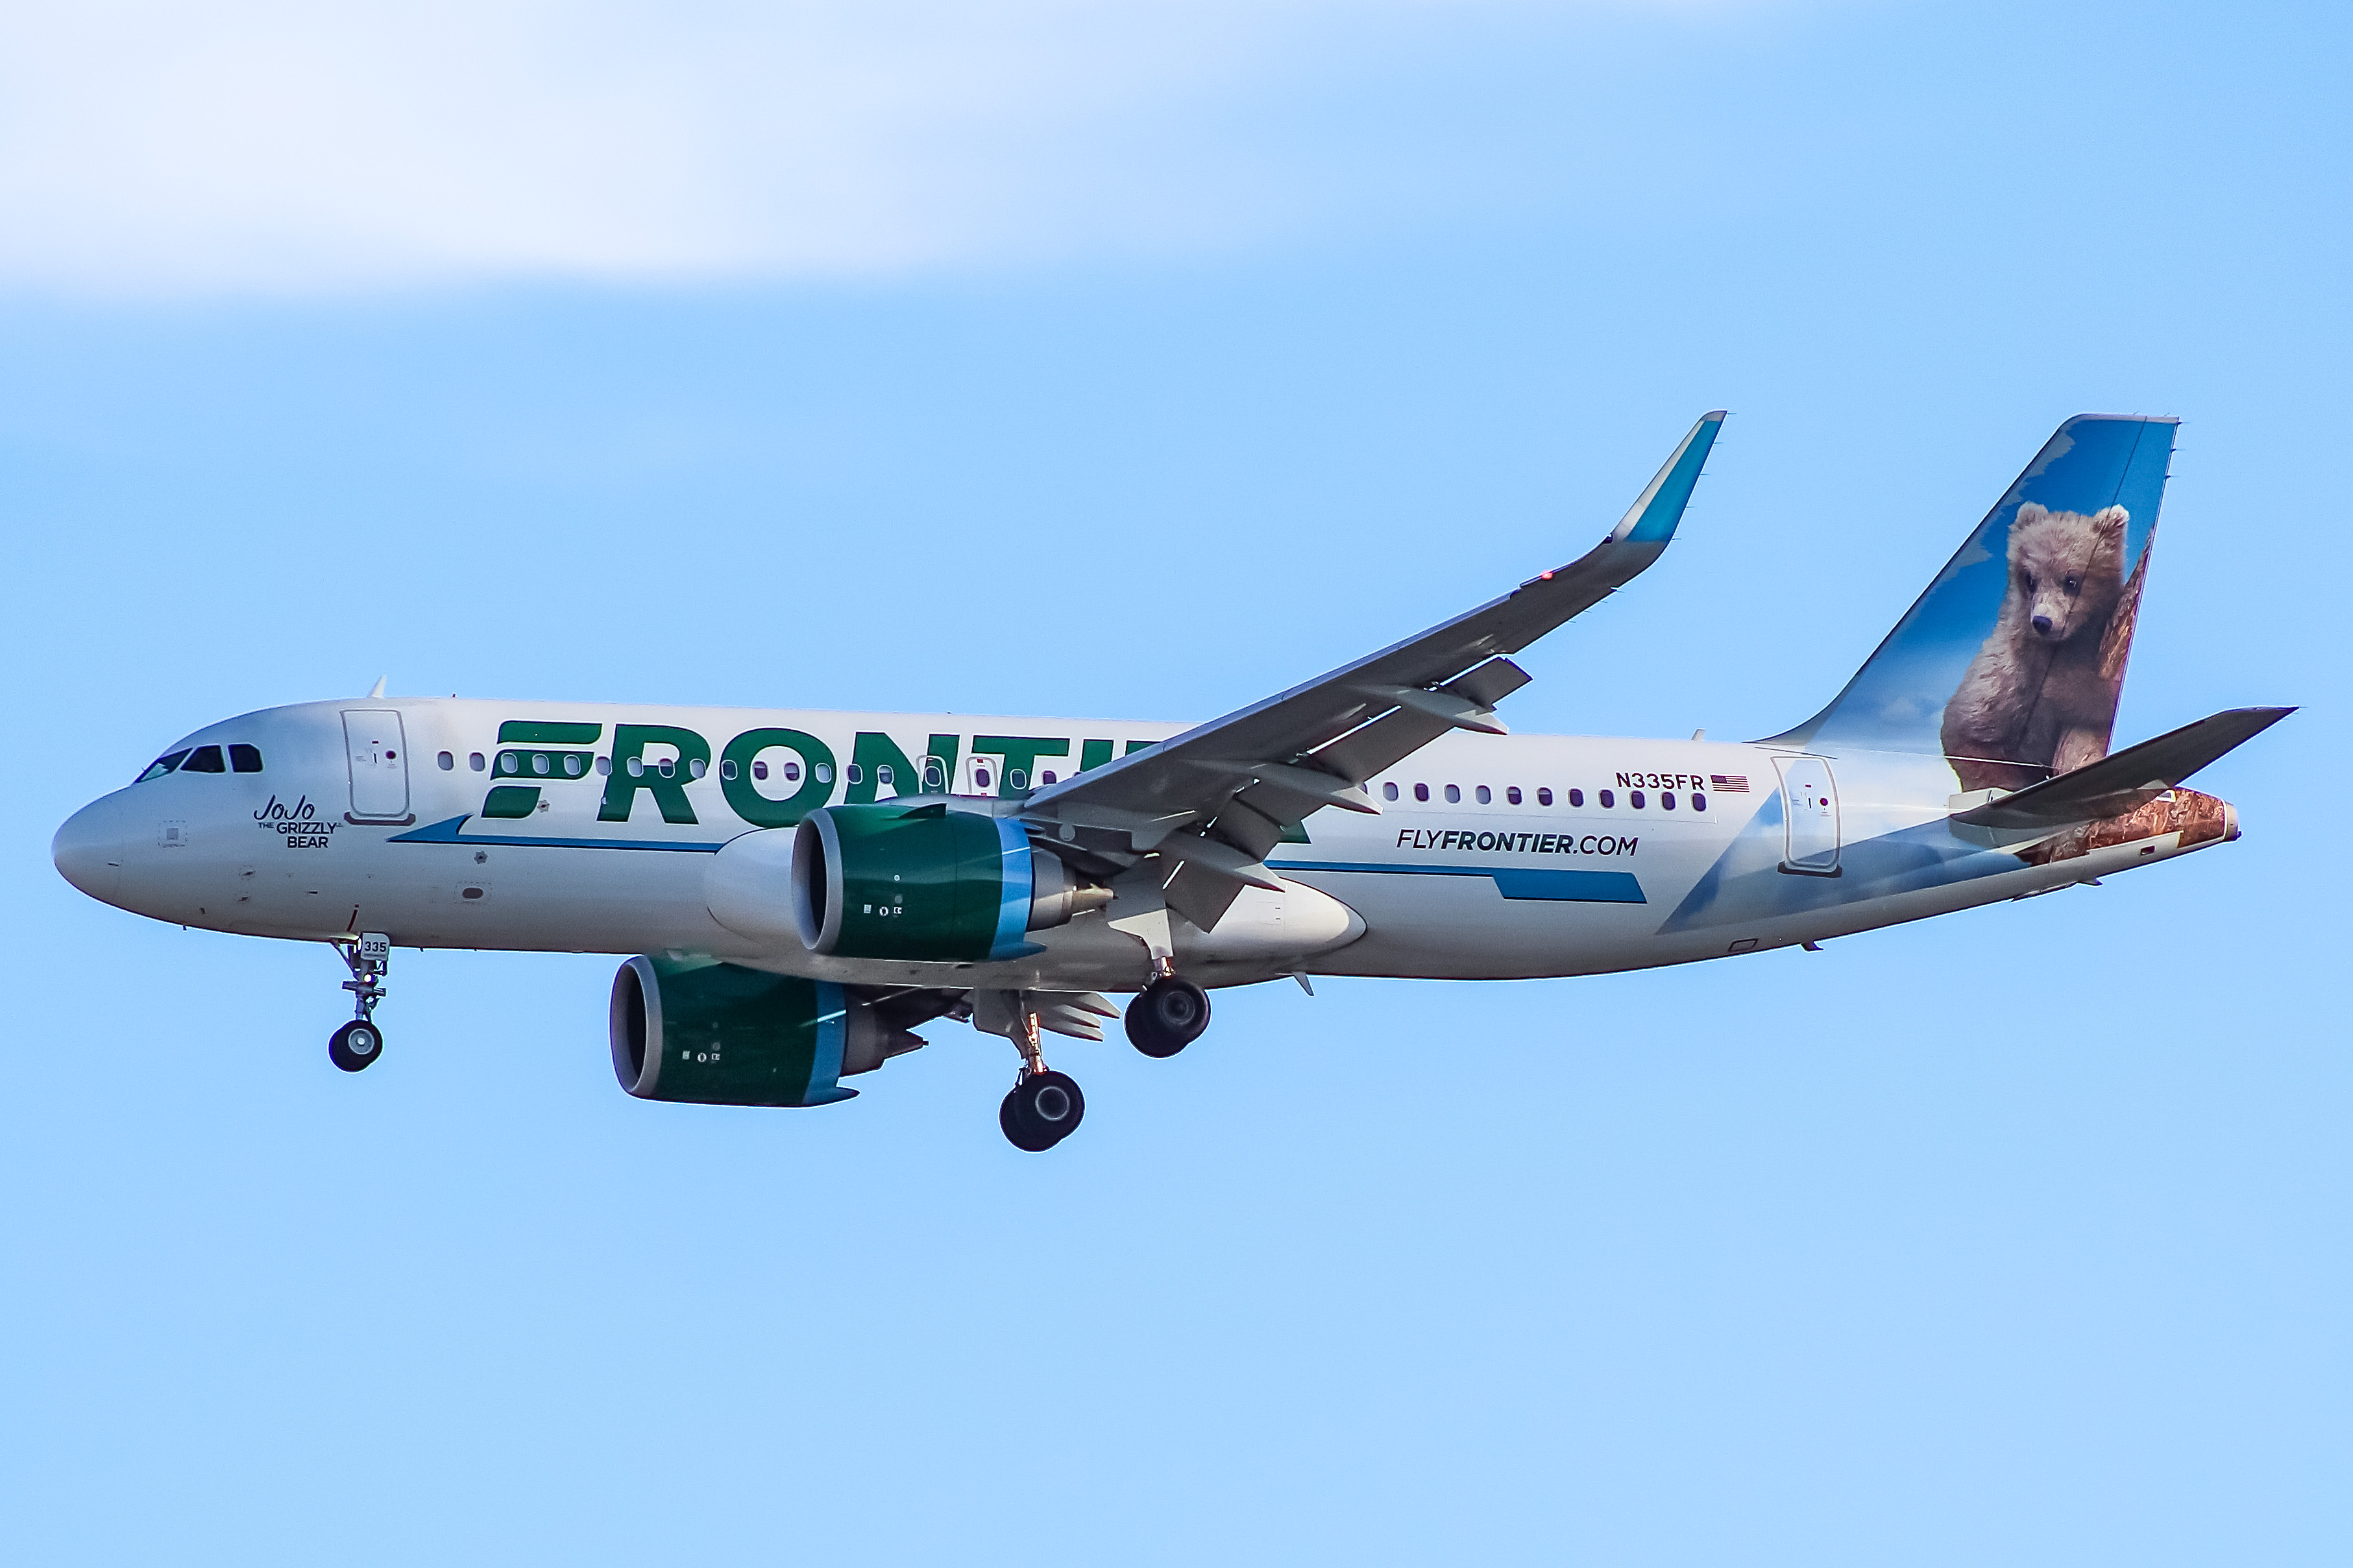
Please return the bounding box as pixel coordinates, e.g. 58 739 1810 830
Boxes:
1773 755 1840 875
343 709 413 825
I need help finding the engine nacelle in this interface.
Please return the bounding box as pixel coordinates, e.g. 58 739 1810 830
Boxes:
790 803 1104 962
609 954 922 1107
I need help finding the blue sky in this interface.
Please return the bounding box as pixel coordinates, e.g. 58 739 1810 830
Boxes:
3 3 2347 1563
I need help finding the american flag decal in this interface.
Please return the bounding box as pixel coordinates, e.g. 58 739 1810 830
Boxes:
1709 774 1750 793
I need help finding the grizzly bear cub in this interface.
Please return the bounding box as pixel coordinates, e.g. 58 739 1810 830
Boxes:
1941 502 2132 792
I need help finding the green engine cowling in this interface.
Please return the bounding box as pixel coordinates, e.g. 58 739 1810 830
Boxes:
609 954 922 1107
790 802 1103 962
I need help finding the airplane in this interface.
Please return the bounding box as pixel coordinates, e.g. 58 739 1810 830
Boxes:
51 412 2289 1151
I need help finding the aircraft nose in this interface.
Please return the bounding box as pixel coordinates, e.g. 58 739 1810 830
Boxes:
53 798 125 902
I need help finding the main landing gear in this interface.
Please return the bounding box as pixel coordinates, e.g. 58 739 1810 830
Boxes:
1125 968 1211 1059
975 964 1211 1149
1001 1070 1086 1152
329 934 391 1073
999 1004 1085 1152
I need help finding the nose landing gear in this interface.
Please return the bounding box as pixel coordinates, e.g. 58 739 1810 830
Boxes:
329 934 390 1072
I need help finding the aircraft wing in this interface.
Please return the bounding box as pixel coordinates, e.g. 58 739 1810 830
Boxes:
1019 411 1727 929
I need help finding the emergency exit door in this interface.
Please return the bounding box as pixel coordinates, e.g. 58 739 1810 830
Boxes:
343 710 413 824
1773 755 1840 875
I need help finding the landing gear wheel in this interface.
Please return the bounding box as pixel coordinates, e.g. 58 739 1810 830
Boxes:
999 1070 1085 1152
328 1019 384 1073
1125 976 1211 1058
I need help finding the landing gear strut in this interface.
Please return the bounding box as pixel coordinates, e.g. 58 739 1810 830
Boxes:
997 1002 1085 1152
329 934 390 1072
1126 963 1210 1059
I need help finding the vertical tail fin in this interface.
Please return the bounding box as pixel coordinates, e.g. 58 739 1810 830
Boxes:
1765 414 2176 790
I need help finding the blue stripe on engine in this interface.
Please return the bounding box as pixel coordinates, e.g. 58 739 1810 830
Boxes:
803 980 857 1105
988 816 1035 959
1267 860 1646 904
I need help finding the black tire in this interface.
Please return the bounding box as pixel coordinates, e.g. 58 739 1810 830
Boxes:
1125 976 1211 1058
328 1019 383 1073
1000 1070 1085 1151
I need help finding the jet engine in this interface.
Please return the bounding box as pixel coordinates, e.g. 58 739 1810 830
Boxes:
609 954 925 1107
790 802 1107 962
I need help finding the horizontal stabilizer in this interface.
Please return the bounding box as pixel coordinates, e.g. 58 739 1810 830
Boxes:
1951 707 2293 830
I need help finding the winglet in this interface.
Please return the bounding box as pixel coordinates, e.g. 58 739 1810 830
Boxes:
1609 411 1727 545
367 676 387 698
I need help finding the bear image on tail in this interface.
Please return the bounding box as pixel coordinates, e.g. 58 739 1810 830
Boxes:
1940 501 2144 793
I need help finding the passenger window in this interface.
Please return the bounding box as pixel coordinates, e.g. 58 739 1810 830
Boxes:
435 751 454 771
1474 786 1491 804
532 753 551 775
751 760 768 780
720 758 738 780
1630 790 1645 808
974 767 992 791
1692 792 1707 812
689 758 706 780
469 752 486 772
814 762 833 784
1007 768 1028 791
844 763 862 784
1566 788 1582 806
595 756 611 776
658 758 677 778
1413 783 1429 802
1506 786 1522 805
563 754 584 777
1661 792 1676 810
877 765 894 788
136 749 193 783
1444 784 1461 803
182 745 226 773
1537 788 1552 806
1598 790 1614 808
1040 770 1057 786
785 762 802 782
922 758 947 790
628 757 644 777
1383 782 1399 801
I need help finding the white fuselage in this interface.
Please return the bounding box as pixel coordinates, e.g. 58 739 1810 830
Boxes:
54 696 2228 993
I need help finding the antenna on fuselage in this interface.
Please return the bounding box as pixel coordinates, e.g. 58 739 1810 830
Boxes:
366 676 387 698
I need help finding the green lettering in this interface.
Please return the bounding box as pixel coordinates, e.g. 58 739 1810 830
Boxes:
1125 739 1158 755
599 725 710 824
847 732 962 803
1079 739 1116 772
720 729 836 828
971 735 1072 797
482 786 540 819
498 720 602 745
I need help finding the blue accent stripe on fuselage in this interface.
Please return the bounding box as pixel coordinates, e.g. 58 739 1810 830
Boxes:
1267 860 1646 904
386 815 727 852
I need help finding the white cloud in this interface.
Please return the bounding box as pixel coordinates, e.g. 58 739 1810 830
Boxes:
0 0 1744 294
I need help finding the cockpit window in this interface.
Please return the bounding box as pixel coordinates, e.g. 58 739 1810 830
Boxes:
180 745 227 773
135 749 191 783
229 743 264 773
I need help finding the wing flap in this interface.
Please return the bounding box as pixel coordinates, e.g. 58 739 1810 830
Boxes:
1022 411 1727 927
